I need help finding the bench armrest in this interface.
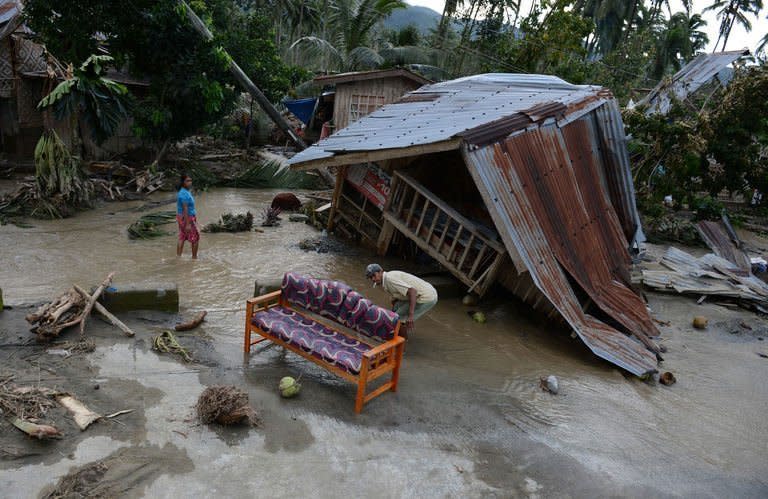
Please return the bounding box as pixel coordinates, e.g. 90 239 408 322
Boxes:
363 336 405 359
247 290 282 306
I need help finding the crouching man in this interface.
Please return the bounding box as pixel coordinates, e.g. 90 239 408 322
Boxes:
365 264 438 338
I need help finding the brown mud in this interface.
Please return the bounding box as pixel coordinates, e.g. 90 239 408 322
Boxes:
0 187 767 497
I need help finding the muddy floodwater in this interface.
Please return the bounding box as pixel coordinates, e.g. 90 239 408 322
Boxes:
1 187 767 497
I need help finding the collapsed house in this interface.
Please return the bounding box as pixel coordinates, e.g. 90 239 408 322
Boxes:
288 73 661 376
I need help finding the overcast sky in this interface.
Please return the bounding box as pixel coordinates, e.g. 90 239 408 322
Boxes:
406 0 767 54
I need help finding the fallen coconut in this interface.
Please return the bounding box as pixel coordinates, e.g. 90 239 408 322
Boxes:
461 294 478 306
659 372 677 386
472 311 486 324
692 316 708 329
196 386 259 426
279 376 301 398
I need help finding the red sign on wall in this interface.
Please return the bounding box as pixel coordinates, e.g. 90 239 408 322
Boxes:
346 164 391 210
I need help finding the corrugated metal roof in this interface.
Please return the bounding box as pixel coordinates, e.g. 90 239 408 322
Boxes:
463 117 659 376
638 49 749 115
289 73 605 167
314 68 432 86
643 247 768 303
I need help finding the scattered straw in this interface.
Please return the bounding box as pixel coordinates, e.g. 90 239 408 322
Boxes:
43 462 108 499
0 382 60 420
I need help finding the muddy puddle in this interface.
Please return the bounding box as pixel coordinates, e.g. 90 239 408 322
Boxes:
1 187 767 497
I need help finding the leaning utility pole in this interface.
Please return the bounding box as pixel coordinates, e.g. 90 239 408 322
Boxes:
180 1 306 149
181 2 335 186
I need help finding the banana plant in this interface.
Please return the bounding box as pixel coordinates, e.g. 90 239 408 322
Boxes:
38 54 133 158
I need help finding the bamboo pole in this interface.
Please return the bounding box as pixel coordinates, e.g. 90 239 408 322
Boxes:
79 273 115 336
73 285 135 337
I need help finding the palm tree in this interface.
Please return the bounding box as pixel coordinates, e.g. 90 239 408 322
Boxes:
289 0 406 71
652 12 708 78
37 54 133 158
705 0 764 51
757 16 768 54
437 0 464 47
578 0 640 54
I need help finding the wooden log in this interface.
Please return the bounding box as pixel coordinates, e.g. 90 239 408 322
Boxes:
79 273 115 336
73 285 135 337
175 311 207 332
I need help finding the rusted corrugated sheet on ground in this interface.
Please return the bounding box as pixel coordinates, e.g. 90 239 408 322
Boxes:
463 117 659 376
696 220 751 272
638 49 749 115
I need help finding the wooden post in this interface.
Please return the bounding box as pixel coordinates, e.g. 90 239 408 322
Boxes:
376 220 395 256
328 166 346 231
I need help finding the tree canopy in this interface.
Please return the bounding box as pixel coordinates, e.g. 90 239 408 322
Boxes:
25 0 300 141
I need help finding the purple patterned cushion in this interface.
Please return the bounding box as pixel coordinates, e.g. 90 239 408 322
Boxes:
282 272 314 310
340 291 399 341
252 306 370 374
281 272 352 321
315 279 352 319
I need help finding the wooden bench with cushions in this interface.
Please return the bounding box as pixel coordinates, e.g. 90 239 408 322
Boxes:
244 272 406 413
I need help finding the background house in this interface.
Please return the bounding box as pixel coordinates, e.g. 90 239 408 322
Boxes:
0 0 145 163
314 68 431 132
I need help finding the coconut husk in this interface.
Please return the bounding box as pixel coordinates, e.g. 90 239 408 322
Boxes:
195 386 259 426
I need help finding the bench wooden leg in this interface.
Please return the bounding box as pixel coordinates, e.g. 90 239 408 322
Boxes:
391 342 405 392
244 302 254 353
355 362 370 414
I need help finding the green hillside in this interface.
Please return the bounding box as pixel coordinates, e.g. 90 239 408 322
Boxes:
383 4 442 33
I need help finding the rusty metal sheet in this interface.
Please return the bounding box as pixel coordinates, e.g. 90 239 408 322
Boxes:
696 220 751 272
462 124 659 376
593 100 645 244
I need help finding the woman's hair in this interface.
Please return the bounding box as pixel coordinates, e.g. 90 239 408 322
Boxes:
178 174 191 191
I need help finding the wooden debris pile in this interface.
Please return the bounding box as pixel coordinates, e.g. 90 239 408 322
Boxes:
642 247 768 311
1 377 106 439
26 273 135 342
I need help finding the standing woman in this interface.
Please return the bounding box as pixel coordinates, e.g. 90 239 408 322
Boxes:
176 174 199 259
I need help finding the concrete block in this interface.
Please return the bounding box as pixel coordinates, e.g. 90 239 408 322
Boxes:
100 283 179 313
254 278 282 297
